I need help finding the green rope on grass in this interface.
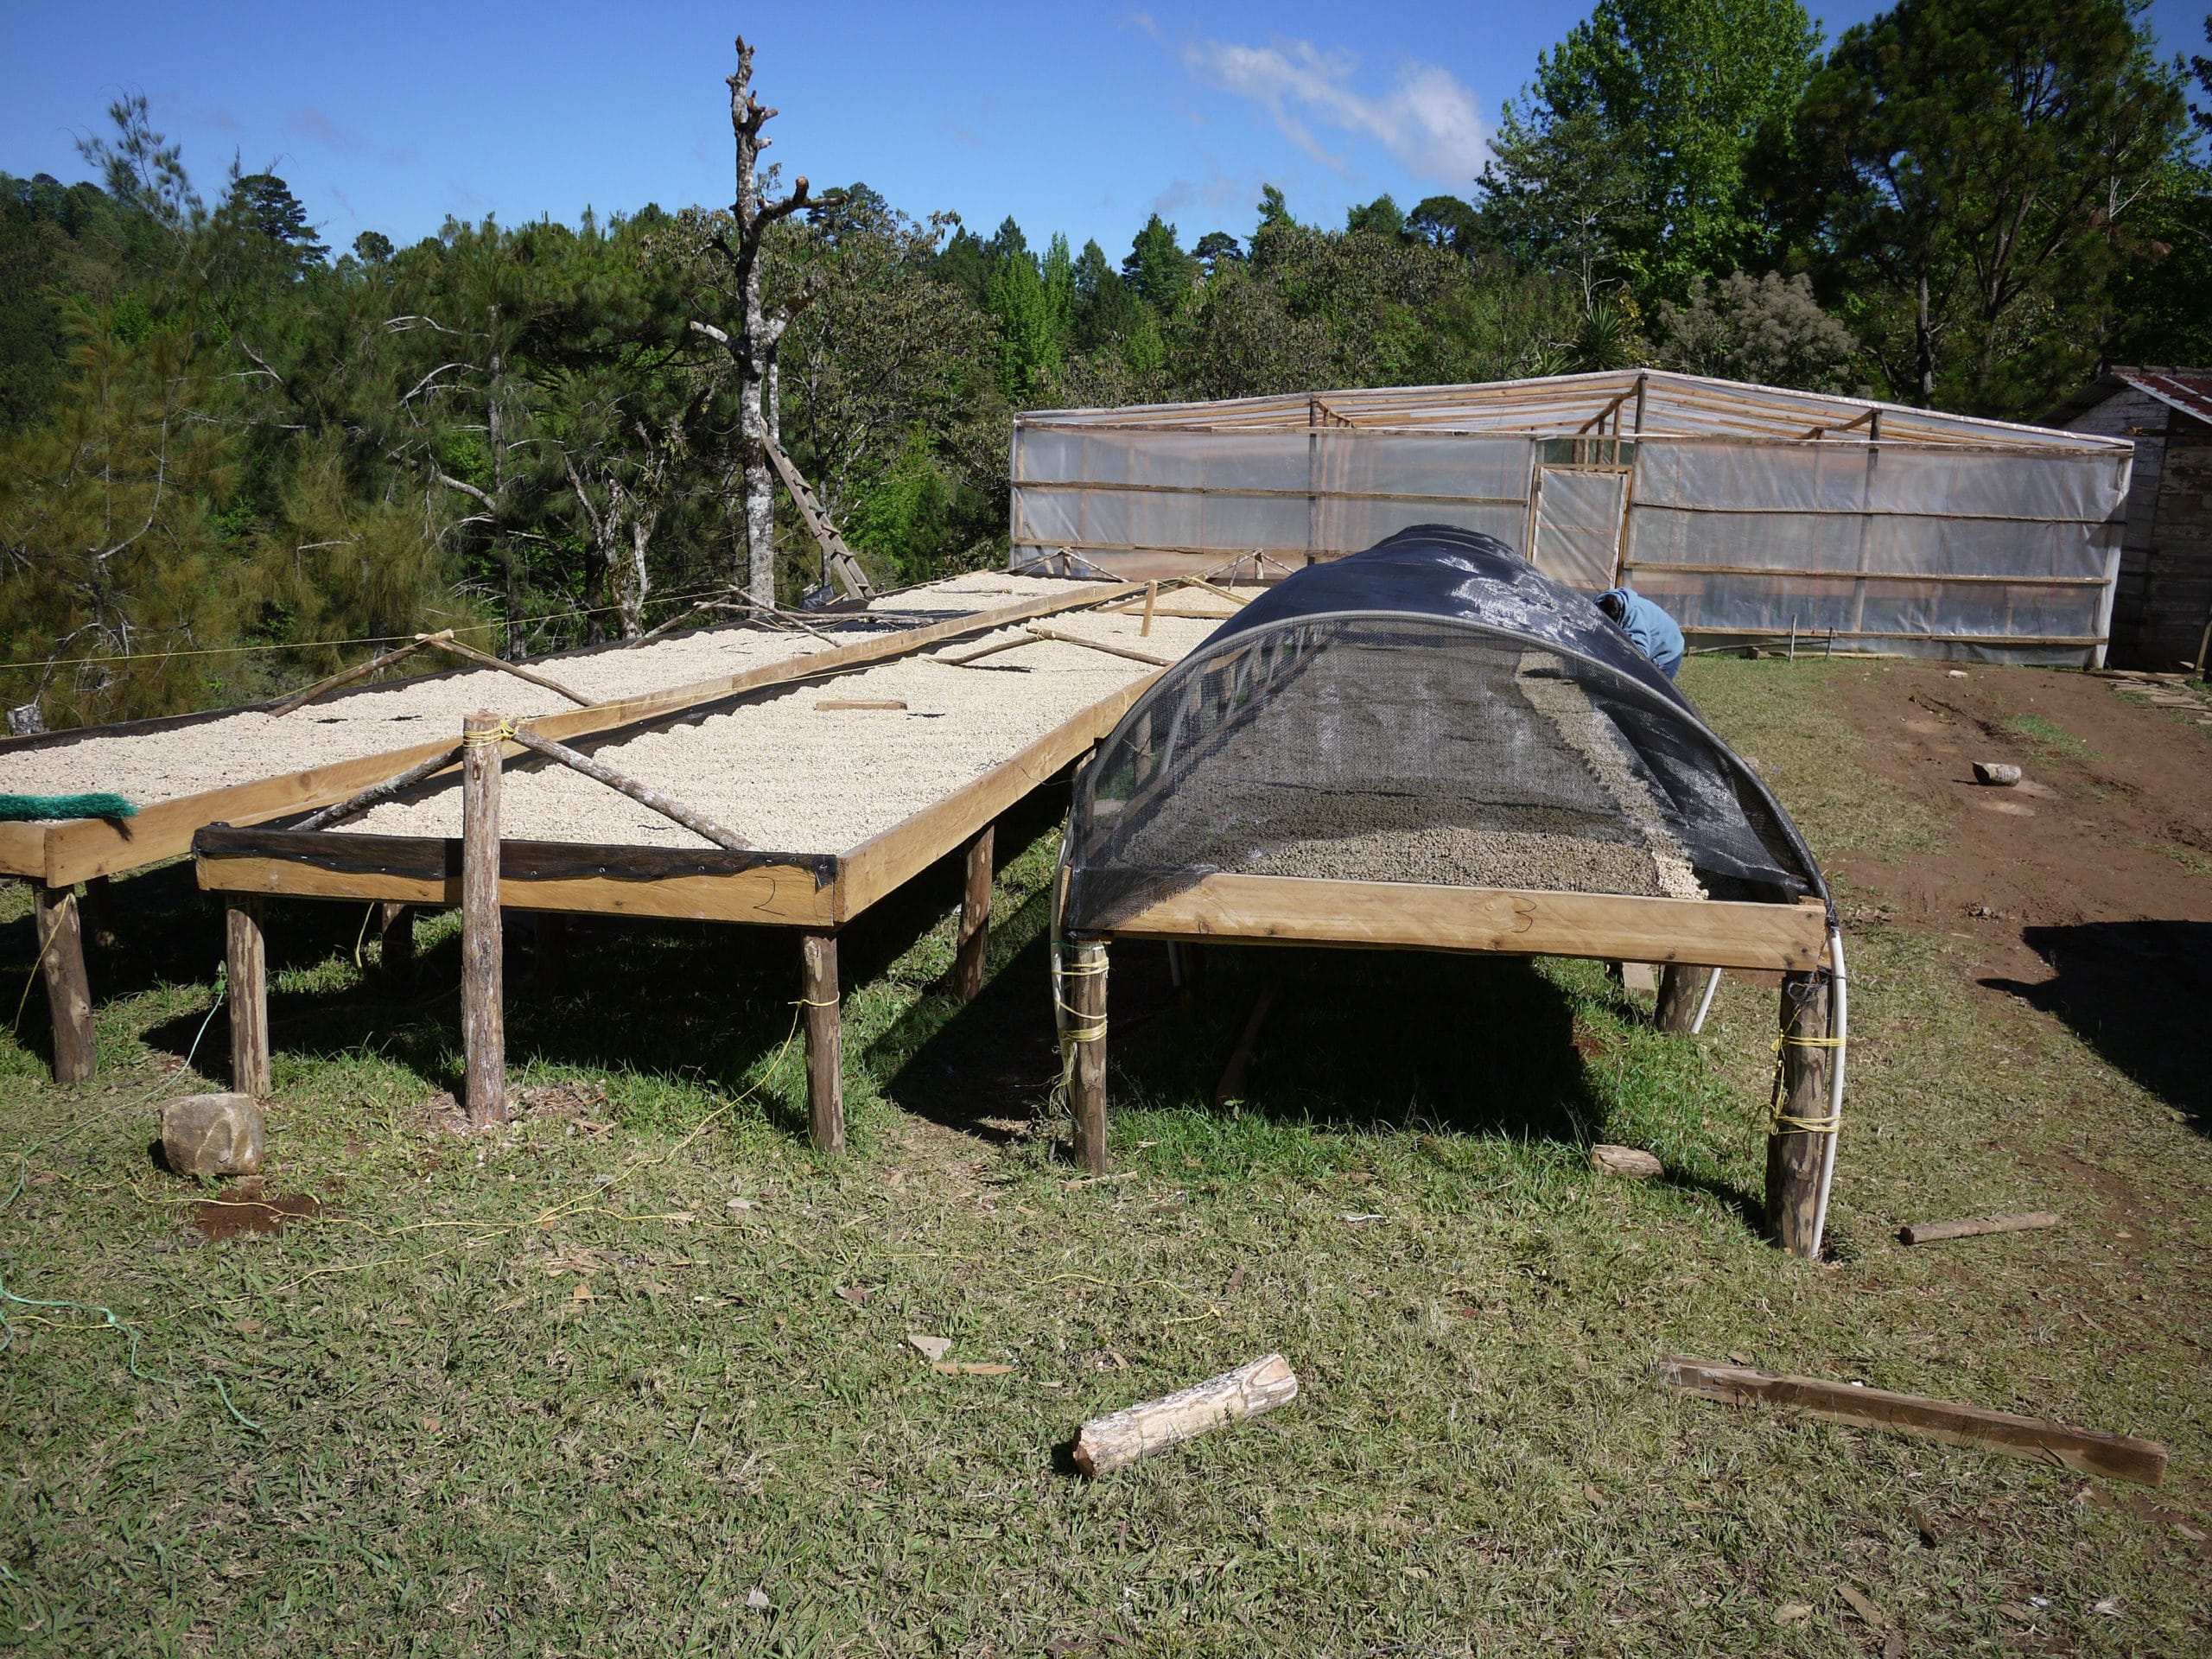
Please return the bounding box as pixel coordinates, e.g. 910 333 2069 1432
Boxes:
0 985 262 1434
0 1277 264 1433
0 792 137 822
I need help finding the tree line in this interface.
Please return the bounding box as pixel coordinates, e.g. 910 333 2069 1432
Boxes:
3 0 2206 728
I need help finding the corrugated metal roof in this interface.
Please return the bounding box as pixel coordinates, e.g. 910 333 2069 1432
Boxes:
2115 367 2212 426
1024 368 2126 454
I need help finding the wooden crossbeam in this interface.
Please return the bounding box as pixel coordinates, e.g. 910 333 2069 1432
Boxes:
422 634 593 706
1802 407 1880 442
1090 874 1830 973
507 725 754 852
270 633 445 718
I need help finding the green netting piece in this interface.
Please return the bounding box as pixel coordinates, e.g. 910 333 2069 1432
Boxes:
0 793 138 822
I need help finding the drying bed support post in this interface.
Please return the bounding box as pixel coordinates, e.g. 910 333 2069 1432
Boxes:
225 895 271 1096
378 902 415 983
1067 939 1109 1173
82 874 119 950
1767 970 1831 1256
800 932 845 1153
953 823 994 1002
33 883 95 1084
461 710 507 1128
1654 964 1712 1034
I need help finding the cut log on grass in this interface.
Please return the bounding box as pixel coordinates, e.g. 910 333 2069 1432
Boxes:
1592 1144 1663 1179
1899 1211 2060 1246
508 725 754 852
1654 1356 2168 1486
1071 1353 1298 1476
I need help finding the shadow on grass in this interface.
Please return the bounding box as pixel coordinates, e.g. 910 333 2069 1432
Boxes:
35 778 1725 1188
874 923 1619 1151
1986 920 2212 1135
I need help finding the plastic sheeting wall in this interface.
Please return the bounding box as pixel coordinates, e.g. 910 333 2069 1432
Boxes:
1009 423 2133 664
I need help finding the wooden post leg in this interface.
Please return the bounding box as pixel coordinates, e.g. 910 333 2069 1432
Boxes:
1655 964 1712 1033
82 874 120 950
1766 970 1832 1256
461 710 506 1127
1068 940 1109 1173
378 902 415 984
952 823 994 1002
800 932 845 1153
1177 940 1205 1014
225 896 271 1096
32 883 95 1084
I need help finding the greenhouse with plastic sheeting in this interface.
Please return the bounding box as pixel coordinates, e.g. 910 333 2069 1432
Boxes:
1011 370 2135 664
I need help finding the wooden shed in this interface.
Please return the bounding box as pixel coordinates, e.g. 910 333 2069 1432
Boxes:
2044 366 2212 672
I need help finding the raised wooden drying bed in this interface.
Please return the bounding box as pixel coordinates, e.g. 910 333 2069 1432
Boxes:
193 671 1164 1144
8 578 1138 1081
1058 873 1839 1255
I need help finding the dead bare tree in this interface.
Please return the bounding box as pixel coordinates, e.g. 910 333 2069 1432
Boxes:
687 36 834 606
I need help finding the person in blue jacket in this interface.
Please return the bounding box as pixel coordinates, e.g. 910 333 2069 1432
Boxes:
1594 587 1685 680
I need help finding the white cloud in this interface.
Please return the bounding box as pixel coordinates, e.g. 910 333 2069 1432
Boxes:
1181 36 1486 186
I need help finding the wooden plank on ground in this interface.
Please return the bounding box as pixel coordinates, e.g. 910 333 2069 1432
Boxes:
44 581 1136 885
836 674 1162 918
1092 873 1828 972
1655 1357 2169 1486
194 829 842 926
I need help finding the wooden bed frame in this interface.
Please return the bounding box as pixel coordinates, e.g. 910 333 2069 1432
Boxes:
192 673 1161 1148
10 581 1139 1083
1056 876 1840 1255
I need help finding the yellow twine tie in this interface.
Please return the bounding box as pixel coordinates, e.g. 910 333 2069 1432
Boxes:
460 721 518 748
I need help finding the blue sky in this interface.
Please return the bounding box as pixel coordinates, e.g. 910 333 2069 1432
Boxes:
6 2 2207 261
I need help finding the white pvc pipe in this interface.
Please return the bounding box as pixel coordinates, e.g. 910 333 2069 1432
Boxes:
1808 927 1847 1257
1690 966 1723 1033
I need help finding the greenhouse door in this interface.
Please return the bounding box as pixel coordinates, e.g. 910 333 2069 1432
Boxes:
1529 465 1630 592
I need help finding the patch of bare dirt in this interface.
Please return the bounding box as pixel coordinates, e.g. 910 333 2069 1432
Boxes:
193 1175 323 1241
1834 664 2212 979
1833 663 2212 1126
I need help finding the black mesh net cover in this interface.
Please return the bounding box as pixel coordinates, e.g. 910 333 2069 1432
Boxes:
1061 526 1827 935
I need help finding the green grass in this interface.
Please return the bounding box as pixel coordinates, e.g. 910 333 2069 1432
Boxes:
1 661 2207 1656
1991 710 2098 761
